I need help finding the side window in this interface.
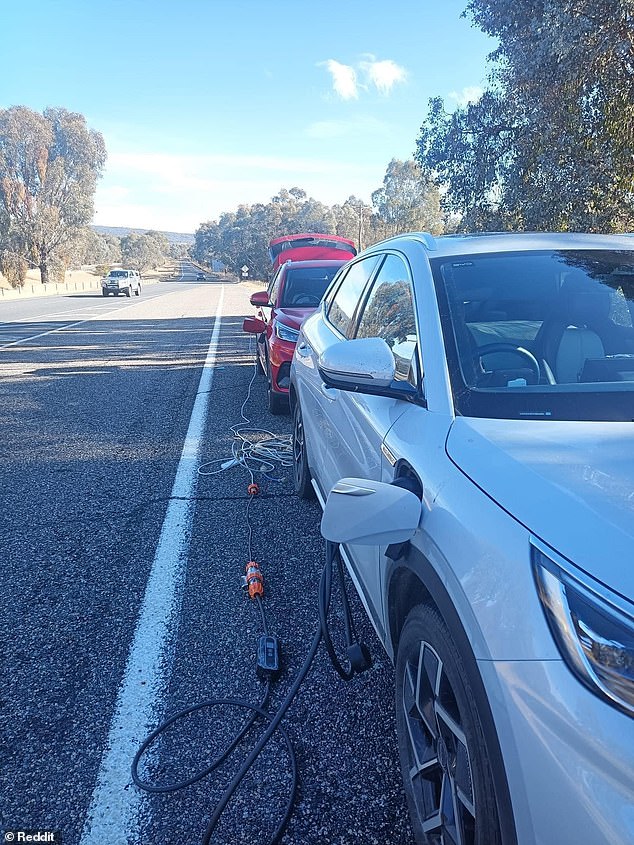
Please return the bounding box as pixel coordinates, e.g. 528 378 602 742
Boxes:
327 256 381 337
268 267 283 305
355 254 418 383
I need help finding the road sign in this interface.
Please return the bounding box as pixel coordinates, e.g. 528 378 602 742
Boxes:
241 265 249 273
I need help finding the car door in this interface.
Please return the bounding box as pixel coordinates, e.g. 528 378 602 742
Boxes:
327 253 421 630
298 255 382 492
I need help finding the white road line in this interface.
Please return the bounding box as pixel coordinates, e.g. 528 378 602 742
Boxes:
0 297 152 349
79 286 225 845
4 303 105 323
0 317 98 348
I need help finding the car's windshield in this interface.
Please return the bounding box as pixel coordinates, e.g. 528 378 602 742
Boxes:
108 270 128 278
280 266 341 307
431 249 634 421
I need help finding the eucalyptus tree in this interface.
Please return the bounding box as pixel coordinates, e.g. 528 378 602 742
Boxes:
371 159 444 239
416 0 634 231
0 106 106 282
120 232 166 273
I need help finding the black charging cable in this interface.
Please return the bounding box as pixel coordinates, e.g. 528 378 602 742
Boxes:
131 539 372 845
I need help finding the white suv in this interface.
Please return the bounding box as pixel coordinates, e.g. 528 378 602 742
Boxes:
290 232 634 845
101 268 142 297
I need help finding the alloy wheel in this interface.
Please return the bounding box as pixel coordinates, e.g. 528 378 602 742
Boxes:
401 639 476 845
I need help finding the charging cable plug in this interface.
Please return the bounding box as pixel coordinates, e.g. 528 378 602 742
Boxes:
347 642 372 675
256 634 280 679
245 561 264 598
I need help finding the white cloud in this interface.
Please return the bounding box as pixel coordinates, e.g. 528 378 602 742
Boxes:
359 57 407 95
448 86 483 108
319 56 407 99
319 59 358 100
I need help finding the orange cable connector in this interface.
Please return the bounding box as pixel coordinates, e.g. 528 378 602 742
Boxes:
245 561 264 599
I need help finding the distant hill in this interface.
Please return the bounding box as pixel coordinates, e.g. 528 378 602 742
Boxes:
92 225 195 245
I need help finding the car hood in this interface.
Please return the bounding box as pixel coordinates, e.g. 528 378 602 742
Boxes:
276 307 317 330
446 418 634 595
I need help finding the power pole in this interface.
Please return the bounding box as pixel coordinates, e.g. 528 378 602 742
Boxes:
357 202 364 252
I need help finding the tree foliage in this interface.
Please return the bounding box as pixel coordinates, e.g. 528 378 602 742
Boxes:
371 159 445 238
330 195 375 251
193 172 446 280
0 248 28 287
120 232 168 273
416 0 634 231
192 188 340 280
69 228 122 269
0 106 106 282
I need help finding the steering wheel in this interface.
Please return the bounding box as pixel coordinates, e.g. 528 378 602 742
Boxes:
472 342 541 384
292 294 321 306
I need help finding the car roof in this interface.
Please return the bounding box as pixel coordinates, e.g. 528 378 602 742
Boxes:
364 231 634 258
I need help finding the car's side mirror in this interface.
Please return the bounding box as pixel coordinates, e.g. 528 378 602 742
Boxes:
321 478 422 545
243 317 266 334
318 337 420 403
250 291 272 307
319 337 395 388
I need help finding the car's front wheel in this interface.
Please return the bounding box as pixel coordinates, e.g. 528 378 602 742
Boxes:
292 399 315 499
125 287 132 297
266 359 286 415
395 604 503 845
102 290 108 297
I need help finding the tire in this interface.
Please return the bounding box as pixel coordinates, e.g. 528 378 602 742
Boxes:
395 604 503 845
125 287 131 297
102 290 108 297
266 359 287 415
292 400 315 499
135 286 141 296
267 383 286 415
255 346 265 375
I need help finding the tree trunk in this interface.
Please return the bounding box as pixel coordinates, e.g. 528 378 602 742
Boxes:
39 258 49 284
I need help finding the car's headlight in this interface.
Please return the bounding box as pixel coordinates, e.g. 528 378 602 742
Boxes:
274 321 299 342
532 544 634 717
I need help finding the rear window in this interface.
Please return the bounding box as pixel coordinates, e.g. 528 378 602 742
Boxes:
270 236 356 262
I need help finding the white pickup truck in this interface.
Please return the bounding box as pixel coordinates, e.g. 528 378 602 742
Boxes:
101 269 142 297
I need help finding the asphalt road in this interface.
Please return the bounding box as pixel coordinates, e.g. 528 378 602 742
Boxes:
0 268 415 845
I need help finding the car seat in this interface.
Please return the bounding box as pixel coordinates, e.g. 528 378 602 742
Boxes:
535 274 610 383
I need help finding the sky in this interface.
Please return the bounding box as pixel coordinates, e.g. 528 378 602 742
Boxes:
2 0 495 234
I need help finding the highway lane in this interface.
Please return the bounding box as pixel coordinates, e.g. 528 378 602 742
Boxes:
0 276 414 845
0 271 201 348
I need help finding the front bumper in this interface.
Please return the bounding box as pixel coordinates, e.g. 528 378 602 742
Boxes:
482 658 634 844
269 339 295 392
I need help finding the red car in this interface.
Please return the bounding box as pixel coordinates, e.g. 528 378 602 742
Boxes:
242 259 348 413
